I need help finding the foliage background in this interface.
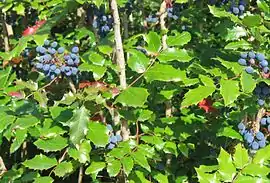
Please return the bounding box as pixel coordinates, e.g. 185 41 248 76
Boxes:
0 0 269 182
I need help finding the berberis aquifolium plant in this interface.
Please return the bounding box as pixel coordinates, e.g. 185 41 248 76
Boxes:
0 0 270 183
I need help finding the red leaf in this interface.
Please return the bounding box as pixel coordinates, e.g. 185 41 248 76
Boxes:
22 26 38 36
35 19 46 27
198 98 217 113
8 91 23 98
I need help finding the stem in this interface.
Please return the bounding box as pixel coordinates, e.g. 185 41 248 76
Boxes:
0 156 7 174
159 1 168 50
111 0 127 89
69 80 77 93
111 0 130 141
21 142 27 161
1 11 10 51
77 166 83 183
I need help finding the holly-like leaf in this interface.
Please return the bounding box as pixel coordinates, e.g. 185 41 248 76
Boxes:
233 144 249 169
23 154 57 170
34 136 68 152
217 148 236 182
121 156 134 176
115 87 149 107
127 49 150 73
15 116 40 129
145 31 161 53
253 144 270 164
153 172 169 183
181 86 215 108
242 164 270 176
85 161 106 179
34 176 53 183
10 129 27 154
158 48 192 63
54 161 73 177
220 79 240 106
0 114 16 133
64 106 89 146
68 140 91 164
167 31 191 47
131 150 151 172
87 122 109 147
144 64 185 82
240 72 256 93
224 40 252 50
217 127 243 141
107 159 121 177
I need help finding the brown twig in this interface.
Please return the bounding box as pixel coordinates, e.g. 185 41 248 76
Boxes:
0 156 7 175
78 166 83 183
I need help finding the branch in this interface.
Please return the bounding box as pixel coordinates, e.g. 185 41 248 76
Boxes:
77 166 83 183
111 0 130 141
1 11 11 52
111 0 127 89
159 1 168 50
0 156 7 174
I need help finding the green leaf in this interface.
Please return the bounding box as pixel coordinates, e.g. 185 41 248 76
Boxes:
121 156 134 176
235 175 268 183
233 144 249 169
257 0 270 13
85 161 106 178
240 72 256 93
23 154 57 170
107 159 121 177
127 49 150 73
181 86 215 108
0 114 16 133
131 150 151 172
167 31 191 47
68 140 91 164
242 15 262 27
34 91 48 108
199 75 215 87
158 48 192 63
34 136 68 152
220 79 240 106
88 52 105 66
15 116 40 129
217 127 243 141
153 172 169 183
217 148 236 182
164 141 178 156
10 129 27 154
87 122 109 147
224 26 247 41
34 176 53 183
213 57 243 75
33 34 49 46
54 161 73 177
64 106 89 146
144 64 184 82
79 63 106 80
253 144 270 164
0 67 12 89
208 5 241 24
115 87 149 107
145 31 161 53
242 164 270 176
13 3 25 16
224 40 252 50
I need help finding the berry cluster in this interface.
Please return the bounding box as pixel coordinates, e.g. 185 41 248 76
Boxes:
34 40 80 80
91 5 113 37
238 51 269 75
229 0 246 16
238 122 267 150
146 15 158 23
106 124 122 149
254 82 270 106
167 7 178 20
209 0 230 6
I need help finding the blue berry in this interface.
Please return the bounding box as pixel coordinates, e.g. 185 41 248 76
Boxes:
110 136 117 144
258 140 266 148
240 53 248 59
249 59 255 65
251 141 259 150
36 46 42 53
262 87 270 95
116 134 122 142
43 64 50 71
107 124 113 131
263 67 269 74
67 59 74 65
107 143 115 149
238 59 247 66
50 64 57 71
71 46 79 53
48 48 56 54
71 67 78 75
43 54 52 62
232 7 240 14
238 122 245 130
54 68 61 75
51 41 58 48
239 5 245 11
267 117 270 124
261 118 267 125
256 131 264 140
258 99 265 106
39 47 46 54
260 60 268 67
70 54 77 60
57 47 65 54
36 63 43 69
256 53 265 61
245 66 254 74
44 40 50 46
248 52 256 59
